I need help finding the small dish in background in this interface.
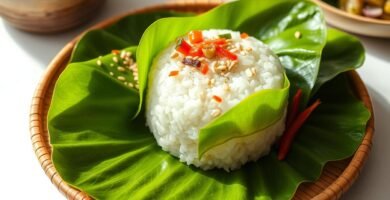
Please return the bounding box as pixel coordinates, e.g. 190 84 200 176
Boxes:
313 0 390 38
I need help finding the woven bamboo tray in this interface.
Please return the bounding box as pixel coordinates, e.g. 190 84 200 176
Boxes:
30 1 375 200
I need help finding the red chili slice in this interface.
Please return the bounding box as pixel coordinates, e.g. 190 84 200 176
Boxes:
189 47 204 57
216 46 238 60
240 33 249 39
189 30 203 44
200 63 209 75
169 70 179 77
111 49 120 55
176 38 192 55
212 95 223 103
204 38 227 46
278 99 321 160
286 89 303 129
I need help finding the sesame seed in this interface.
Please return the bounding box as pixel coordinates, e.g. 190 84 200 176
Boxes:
128 83 134 88
117 67 126 72
120 51 126 59
251 68 257 75
223 84 230 91
117 76 125 81
230 48 239 53
110 63 114 67
109 72 114 76
113 56 119 63
245 68 254 77
96 60 102 66
135 84 139 89
177 61 185 68
211 108 222 117
170 52 179 59
199 91 206 99
295 31 302 39
229 61 238 71
217 65 227 71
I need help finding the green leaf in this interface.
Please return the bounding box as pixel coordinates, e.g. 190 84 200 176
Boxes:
70 11 193 63
199 76 290 158
137 0 327 116
313 28 365 95
47 2 370 200
49 68 370 200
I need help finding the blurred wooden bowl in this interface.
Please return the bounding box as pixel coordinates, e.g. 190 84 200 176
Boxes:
0 0 105 33
312 0 390 38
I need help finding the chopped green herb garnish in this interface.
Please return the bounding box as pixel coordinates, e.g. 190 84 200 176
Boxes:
219 33 232 39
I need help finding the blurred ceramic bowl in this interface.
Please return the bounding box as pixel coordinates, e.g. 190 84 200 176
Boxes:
0 0 105 33
313 0 390 38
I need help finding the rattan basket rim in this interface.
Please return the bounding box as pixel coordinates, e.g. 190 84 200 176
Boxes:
30 2 374 200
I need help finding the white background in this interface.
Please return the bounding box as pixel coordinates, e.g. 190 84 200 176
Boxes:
0 0 389 199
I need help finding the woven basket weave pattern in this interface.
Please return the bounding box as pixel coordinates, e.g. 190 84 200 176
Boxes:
30 1 374 199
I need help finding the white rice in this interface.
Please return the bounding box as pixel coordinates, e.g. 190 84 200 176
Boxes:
146 29 286 171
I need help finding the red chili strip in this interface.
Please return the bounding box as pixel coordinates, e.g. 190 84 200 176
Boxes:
169 70 179 77
278 99 321 161
176 38 192 55
240 32 249 39
112 49 120 55
216 46 238 60
212 95 223 103
200 63 209 75
204 38 227 46
189 47 204 57
286 89 303 129
189 30 203 44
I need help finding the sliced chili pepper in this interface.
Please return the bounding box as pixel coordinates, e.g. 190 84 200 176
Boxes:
176 38 192 55
278 99 321 160
111 49 120 55
205 38 227 46
169 70 179 77
189 30 203 44
240 32 249 39
200 63 209 75
216 46 238 60
286 89 303 129
189 47 204 57
212 95 223 103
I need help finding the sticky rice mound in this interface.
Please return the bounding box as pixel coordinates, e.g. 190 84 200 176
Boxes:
146 29 286 171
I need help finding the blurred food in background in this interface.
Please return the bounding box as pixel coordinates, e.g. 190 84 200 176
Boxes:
0 0 105 33
339 0 390 19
